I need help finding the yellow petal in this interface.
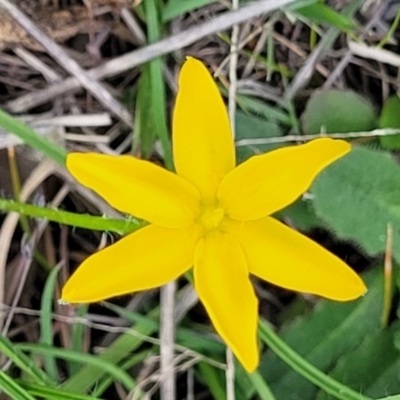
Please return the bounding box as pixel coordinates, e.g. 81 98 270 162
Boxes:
173 57 235 201
238 217 367 301
62 224 199 303
194 232 259 372
218 138 350 220
67 153 200 228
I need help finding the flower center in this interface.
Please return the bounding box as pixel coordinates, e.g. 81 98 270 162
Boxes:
197 204 225 233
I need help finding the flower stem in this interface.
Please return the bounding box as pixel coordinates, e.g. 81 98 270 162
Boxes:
0 199 144 235
258 320 373 400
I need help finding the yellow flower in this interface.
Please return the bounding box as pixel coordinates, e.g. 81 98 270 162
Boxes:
62 57 366 372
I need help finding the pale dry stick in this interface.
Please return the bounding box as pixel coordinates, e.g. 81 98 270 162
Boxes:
2 185 70 336
1 111 111 127
64 133 110 143
226 348 235 400
5 0 303 114
0 159 57 330
322 53 353 89
161 278 199 400
14 46 59 81
228 0 239 137
226 0 239 398
131 352 204 400
235 128 400 147
0 0 132 125
173 285 198 322
0 114 112 148
120 6 146 44
187 367 194 400
382 223 393 328
160 280 177 400
32 114 112 127
349 41 400 67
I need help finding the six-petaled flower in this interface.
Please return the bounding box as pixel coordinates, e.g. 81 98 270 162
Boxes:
62 57 366 372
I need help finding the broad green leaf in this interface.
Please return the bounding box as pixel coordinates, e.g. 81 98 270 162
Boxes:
317 324 400 399
311 146 400 260
293 3 355 31
302 90 377 135
379 95 400 149
235 111 283 164
275 198 322 231
260 269 383 400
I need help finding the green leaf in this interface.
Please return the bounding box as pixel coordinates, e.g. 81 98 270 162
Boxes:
69 305 89 376
62 306 160 393
40 265 61 380
235 111 283 164
379 95 400 149
197 362 226 400
311 146 400 260
91 351 149 397
135 65 157 157
260 269 383 400
377 396 400 400
18 381 105 400
0 371 35 400
302 90 377 135
317 324 400 399
237 365 276 400
275 198 322 231
17 343 137 392
162 0 216 22
294 3 356 31
103 301 225 355
144 0 173 169
237 94 292 126
0 335 54 386
0 108 66 166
